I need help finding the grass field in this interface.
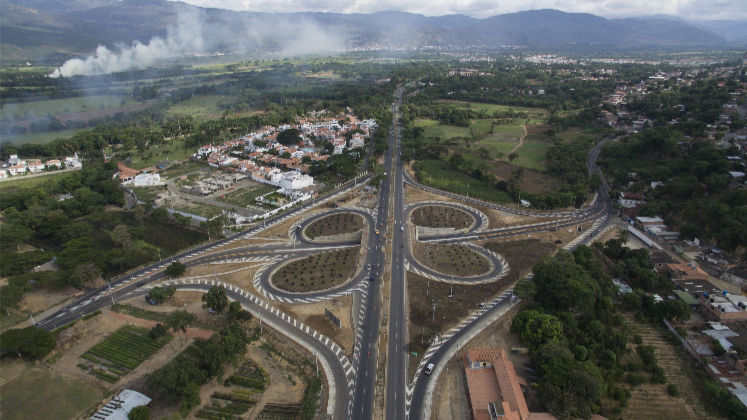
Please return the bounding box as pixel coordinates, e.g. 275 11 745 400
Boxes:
132 185 167 204
170 201 225 219
0 361 104 420
216 185 276 208
0 170 75 191
272 247 360 292
113 138 198 170
0 95 135 121
305 213 363 237
158 160 207 179
415 120 471 140
462 102 546 124
414 160 512 204
166 95 235 119
0 127 89 145
513 142 550 171
410 205 473 229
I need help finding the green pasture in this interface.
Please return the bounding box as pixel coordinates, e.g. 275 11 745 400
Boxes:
414 159 512 204
1 95 136 121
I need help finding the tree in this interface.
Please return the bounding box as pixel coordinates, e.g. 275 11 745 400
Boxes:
622 292 642 310
69 262 101 289
588 174 602 190
0 327 55 359
616 228 630 245
532 254 600 314
521 313 563 352
228 301 252 321
152 207 169 222
514 277 536 299
112 224 132 250
166 310 197 346
179 382 201 417
276 128 301 146
202 286 228 313
656 299 691 322
448 153 464 169
149 285 175 304
165 261 187 278
127 405 150 420
508 152 519 162
477 147 491 158
542 370 604 420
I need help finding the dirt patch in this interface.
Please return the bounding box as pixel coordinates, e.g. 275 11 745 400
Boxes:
410 205 473 229
305 213 363 237
486 162 562 195
482 239 558 282
276 295 354 353
407 272 509 357
17 286 78 314
404 185 457 204
411 243 490 277
272 247 360 293
525 124 552 135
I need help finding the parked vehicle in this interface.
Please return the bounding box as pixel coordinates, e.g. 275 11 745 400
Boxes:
144 295 156 305
209 308 218 314
478 302 486 309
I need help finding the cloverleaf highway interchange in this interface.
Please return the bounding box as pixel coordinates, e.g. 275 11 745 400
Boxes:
29 88 613 420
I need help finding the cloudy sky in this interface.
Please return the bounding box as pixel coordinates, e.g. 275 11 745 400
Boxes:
174 0 746 20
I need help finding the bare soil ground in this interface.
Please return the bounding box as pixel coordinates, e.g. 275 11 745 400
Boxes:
272 247 360 293
16 285 79 314
404 185 457 205
407 272 510 356
276 295 354 353
305 213 363 237
525 124 552 135
410 205 473 229
482 239 558 282
430 303 534 420
411 243 490 277
620 313 722 420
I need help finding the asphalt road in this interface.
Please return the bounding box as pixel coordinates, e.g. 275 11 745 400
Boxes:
406 136 613 420
386 89 409 420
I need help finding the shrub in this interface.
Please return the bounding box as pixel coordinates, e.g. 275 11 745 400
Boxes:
675 326 688 337
627 372 647 387
667 384 680 397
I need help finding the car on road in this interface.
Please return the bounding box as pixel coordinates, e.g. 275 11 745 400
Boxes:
400 226 404 231
478 302 486 309
375 230 380 235
424 363 435 375
367 264 371 271
370 275 375 282
511 295 518 302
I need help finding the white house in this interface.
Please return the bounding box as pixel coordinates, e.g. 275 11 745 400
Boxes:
7 154 24 167
46 159 61 168
197 145 217 157
8 164 26 176
27 162 45 173
132 173 162 187
349 134 365 149
619 192 645 208
278 172 314 190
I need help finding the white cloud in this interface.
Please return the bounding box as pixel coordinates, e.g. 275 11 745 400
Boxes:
170 0 747 20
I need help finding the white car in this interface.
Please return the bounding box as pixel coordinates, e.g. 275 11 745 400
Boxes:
400 226 404 231
424 363 435 375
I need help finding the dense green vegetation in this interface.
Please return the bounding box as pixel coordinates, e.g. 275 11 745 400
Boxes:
512 246 689 418
597 129 747 252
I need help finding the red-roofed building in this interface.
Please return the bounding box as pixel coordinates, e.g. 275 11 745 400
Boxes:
462 348 607 420
114 162 138 183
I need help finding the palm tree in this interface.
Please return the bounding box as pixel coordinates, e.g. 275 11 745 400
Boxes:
617 228 630 245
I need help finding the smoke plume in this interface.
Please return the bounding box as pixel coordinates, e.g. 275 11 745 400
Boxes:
49 13 204 78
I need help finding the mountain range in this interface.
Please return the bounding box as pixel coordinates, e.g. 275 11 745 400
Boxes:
1 0 745 65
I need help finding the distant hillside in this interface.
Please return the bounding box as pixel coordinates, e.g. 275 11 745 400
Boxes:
0 0 736 65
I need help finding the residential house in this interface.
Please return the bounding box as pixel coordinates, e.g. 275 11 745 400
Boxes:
197 145 217 157
114 162 138 183
666 263 709 281
132 173 162 187
619 192 645 208
46 159 61 168
26 162 45 173
8 164 26 176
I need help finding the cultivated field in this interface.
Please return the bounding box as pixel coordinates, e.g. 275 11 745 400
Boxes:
305 213 364 237
410 205 473 229
272 247 360 292
216 185 276 208
411 243 490 277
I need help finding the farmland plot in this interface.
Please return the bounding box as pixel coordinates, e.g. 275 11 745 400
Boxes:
78 326 170 382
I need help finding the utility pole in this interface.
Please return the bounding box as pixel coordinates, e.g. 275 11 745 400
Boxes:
432 302 437 323
449 275 453 298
